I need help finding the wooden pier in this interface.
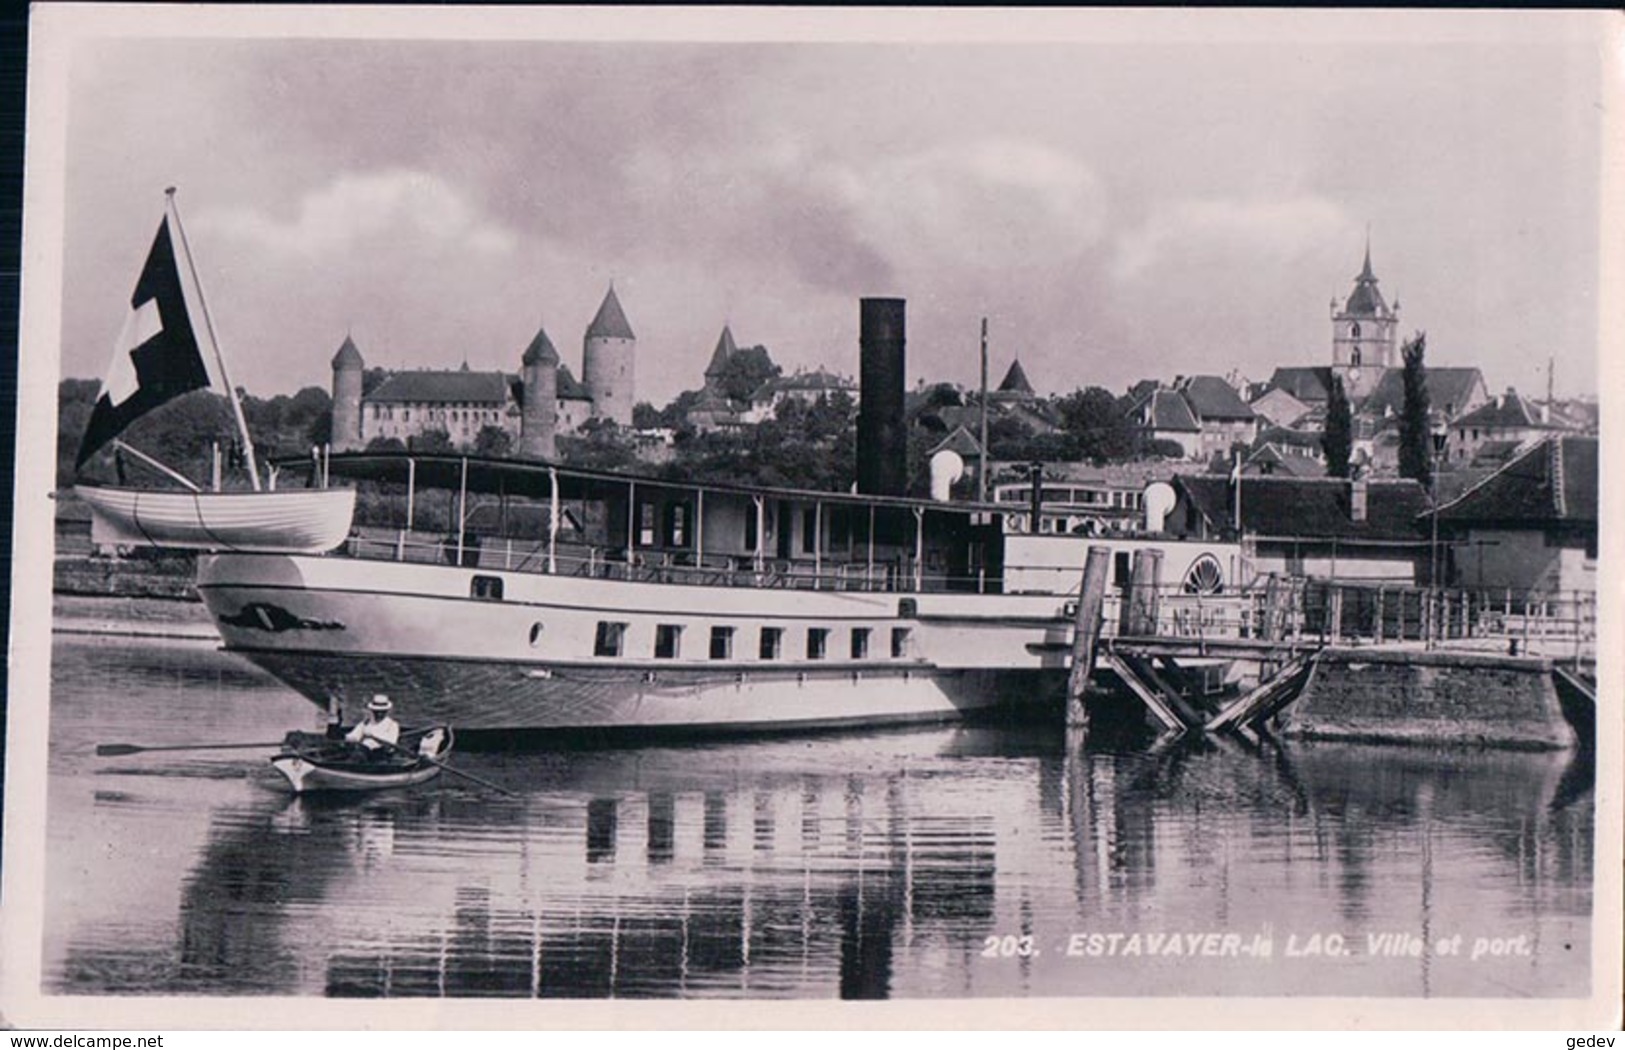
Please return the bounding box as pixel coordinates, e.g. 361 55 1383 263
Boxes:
1065 552 1596 747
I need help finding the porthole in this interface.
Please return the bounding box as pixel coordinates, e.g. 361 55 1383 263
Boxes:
529 622 544 647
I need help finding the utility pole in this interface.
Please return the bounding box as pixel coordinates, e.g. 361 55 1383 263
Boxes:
978 317 990 505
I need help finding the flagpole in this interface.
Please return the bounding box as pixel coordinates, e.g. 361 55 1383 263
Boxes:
1233 448 1242 535
164 187 261 491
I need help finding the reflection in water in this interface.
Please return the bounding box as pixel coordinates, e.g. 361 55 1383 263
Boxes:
45 637 1595 999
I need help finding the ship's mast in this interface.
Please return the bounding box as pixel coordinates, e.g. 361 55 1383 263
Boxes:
164 188 262 490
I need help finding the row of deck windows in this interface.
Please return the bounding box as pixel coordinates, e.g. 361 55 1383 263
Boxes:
592 621 910 661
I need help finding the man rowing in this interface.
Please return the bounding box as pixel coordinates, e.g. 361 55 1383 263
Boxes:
346 694 402 755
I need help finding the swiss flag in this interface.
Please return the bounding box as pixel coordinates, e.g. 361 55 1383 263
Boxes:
75 216 212 470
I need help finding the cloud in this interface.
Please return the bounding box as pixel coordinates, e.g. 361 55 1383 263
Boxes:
808 137 1107 277
1112 196 1355 282
197 170 518 260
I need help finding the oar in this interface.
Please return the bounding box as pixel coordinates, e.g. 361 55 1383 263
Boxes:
379 738 518 797
97 740 285 757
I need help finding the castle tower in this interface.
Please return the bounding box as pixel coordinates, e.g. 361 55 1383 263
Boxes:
520 324 559 460
582 285 636 426
329 335 364 452
1330 239 1399 399
703 325 737 396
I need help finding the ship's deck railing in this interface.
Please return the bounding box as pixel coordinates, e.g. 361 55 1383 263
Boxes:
341 527 968 593
1101 578 1597 664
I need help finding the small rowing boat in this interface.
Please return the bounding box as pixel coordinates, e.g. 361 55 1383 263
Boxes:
270 725 453 795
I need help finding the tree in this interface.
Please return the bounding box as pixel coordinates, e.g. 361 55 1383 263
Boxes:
409 429 453 453
1056 386 1139 463
473 425 513 458
631 401 663 430
715 345 781 404
365 436 407 453
1321 374 1353 478
1397 332 1433 487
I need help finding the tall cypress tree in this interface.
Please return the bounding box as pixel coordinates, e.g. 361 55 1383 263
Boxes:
1321 374 1353 478
1398 332 1433 487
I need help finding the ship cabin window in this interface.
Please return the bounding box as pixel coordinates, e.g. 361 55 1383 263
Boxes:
891 627 912 659
759 626 784 660
818 508 838 548
471 575 504 602
745 510 759 552
802 508 818 554
639 502 657 547
850 627 871 660
1113 552 1131 589
806 627 829 660
665 503 687 548
655 624 683 659
710 626 734 660
594 621 627 658
529 622 544 647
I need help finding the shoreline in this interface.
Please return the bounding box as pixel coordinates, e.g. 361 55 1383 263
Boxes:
52 592 218 642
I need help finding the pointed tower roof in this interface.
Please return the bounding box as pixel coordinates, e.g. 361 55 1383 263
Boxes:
1342 241 1391 317
586 285 636 340
331 335 364 370
705 325 737 379
997 359 1035 396
522 324 559 366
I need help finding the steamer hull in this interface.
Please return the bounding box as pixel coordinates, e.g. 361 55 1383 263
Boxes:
196 552 1075 733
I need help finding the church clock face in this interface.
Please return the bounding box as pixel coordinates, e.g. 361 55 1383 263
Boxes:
1348 366 1362 386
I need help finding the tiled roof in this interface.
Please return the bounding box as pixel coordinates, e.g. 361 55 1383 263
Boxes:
1267 367 1334 404
997 359 1035 396
750 369 854 401
1176 474 1429 541
331 335 364 370
1434 435 1597 525
366 370 513 405
1143 389 1199 432
1180 375 1254 421
586 286 635 341
522 325 559 366
929 425 984 459
1249 387 1311 427
1453 391 1543 429
555 364 592 401
1361 367 1485 419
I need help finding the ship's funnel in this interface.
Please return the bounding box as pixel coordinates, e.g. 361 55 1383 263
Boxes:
857 298 907 497
929 449 965 502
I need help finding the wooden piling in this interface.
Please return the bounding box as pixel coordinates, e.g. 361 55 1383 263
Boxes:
1066 546 1113 728
1118 548 1163 637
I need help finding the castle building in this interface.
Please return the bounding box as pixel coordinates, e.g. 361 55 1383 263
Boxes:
327 285 635 454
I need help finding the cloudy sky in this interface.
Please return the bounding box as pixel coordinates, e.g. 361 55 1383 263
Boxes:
45 10 1608 406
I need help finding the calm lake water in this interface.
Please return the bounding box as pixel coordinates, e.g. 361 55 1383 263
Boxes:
44 634 1594 999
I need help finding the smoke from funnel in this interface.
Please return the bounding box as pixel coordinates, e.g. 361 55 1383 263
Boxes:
857 298 907 497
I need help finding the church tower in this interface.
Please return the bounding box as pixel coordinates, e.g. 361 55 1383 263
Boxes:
582 285 636 426
329 335 365 452
1330 239 1399 399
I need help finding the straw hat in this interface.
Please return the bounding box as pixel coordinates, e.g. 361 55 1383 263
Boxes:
367 694 394 713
